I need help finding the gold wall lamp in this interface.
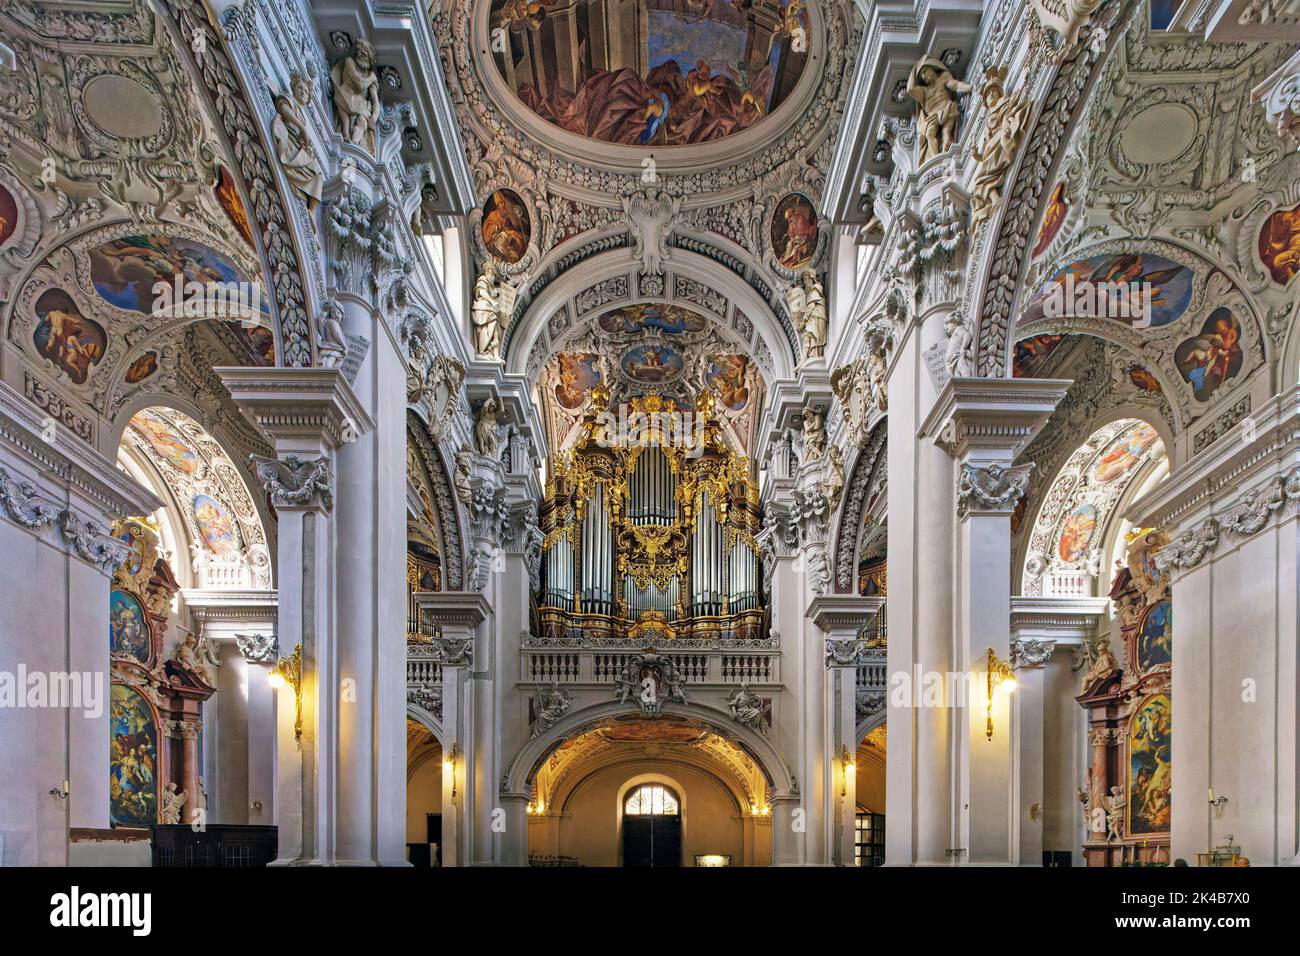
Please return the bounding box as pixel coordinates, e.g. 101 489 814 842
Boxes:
444 742 459 799
269 642 304 745
985 647 1016 740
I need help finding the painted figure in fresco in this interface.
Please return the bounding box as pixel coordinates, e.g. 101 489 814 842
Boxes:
32 289 106 385
1258 202 1300 286
129 410 199 474
1129 696 1172 834
123 351 159 384
491 0 806 147
1175 308 1244 402
193 494 237 557
481 189 530 263
707 354 750 411
907 56 972 163
773 195 818 270
1057 503 1097 563
554 353 600 410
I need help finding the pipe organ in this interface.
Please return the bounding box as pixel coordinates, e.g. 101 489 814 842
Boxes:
539 388 765 642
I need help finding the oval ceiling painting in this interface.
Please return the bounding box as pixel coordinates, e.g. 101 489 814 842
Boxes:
481 188 531 263
771 193 818 270
1058 502 1097 564
620 343 684 384
488 0 810 147
1020 252 1193 330
598 303 707 335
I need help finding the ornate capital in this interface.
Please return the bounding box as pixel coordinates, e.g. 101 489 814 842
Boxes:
250 454 334 513
236 632 279 664
957 462 1033 517
1011 637 1057 668
825 638 865 668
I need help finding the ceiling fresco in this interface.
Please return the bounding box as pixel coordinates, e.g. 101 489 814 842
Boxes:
488 0 810 147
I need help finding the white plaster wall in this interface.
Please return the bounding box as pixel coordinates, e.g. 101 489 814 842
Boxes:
0 520 110 865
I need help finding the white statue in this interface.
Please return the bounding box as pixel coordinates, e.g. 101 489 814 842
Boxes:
1103 785 1126 842
1081 636 1121 691
801 405 826 462
866 341 889 412
786 270 827 361
172 633 212 684
453 445 473 503
943 313 973 378
621 187 681 276
331 40 381 153
823 445 845 509
907 55 972 163
726 684 765 732
969 67 1032 229
317 303 347 369
160 782 187 824
475 397 501 458
471 261 505 357
271 73 324 212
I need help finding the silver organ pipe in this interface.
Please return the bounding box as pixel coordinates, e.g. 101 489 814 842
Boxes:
579 485 612 615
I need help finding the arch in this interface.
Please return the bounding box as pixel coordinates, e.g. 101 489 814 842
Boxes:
407 410 466 591
116 403 273 590
504 699 797 801
406 702 445 749
1019 416 1168 599
832 417 888 593
503 247 799 383
969 0 1137 377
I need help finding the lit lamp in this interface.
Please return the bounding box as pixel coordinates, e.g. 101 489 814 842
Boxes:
444 743 459 799
268 643 304 744
985 647 1016 740
840 744 855 797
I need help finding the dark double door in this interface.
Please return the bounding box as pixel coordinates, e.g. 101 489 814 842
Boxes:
622 814 682 867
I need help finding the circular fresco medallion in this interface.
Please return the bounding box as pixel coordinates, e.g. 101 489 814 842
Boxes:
0 183 18 248
1058 503 1097 564
771 192 817 270
620 343 684 384
481 188 530 263
487 0 811 147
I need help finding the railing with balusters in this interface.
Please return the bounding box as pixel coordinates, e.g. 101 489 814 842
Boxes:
520 647 780 686
407 643 444 689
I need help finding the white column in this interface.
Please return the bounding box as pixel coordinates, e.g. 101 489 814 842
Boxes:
415 592 490 868
917 376 1067 865
218 367 368 865
810 596 880 866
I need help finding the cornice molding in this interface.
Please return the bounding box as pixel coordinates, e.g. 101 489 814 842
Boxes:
216 367 374 449
0 380 160 520
918 376 1071 458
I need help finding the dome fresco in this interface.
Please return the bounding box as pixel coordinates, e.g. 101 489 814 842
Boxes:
488 0 810 146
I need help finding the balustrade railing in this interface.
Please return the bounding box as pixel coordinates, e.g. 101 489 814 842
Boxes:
521 647 780 686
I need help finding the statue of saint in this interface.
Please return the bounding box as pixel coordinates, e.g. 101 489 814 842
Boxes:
331 40 381 153
907 55 972 163
271 73 323 212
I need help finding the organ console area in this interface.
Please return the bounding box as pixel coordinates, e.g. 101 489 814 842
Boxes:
538 386 765 643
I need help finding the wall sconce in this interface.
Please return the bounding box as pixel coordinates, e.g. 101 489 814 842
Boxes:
49 780 69 800
269 643 303 744
840 744 855 797
1208 789 1228 812
985 647 1016 740
444 743 459 799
